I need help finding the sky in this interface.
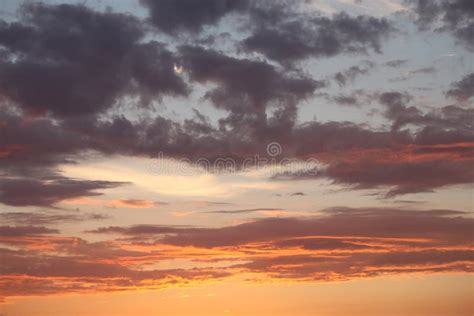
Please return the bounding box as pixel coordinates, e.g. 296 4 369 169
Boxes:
0 0 473 315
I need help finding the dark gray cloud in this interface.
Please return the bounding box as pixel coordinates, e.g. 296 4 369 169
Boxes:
0 3 187 118
0 107 131 208
274 89 474 196
140 0 249 34
0 1 470 208
0 176 126 207
270 90 474 196
333 60 375 86
2 90 471 202
383 59 408 67
407 0 474 50
328 89 374 107
379 91 416 130
332 95 360 106
174 45 327 149
242 12 393 65
379 91 474 137
447 73 474 102
275 140 474 197
409 66 436 74
179 45 323 110
290 120 409 154
0 107 91 173
324 157 474 197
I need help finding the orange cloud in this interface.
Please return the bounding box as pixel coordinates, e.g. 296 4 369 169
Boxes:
1 207 472 303
106 199 158 209
312 142 474 164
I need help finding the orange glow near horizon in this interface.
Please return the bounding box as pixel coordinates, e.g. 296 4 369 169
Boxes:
1 274 472 316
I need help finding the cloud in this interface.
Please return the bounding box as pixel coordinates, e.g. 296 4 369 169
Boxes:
191 201 234 207
446 73 474 102
378 91 415 129
324 151 474 197
0 226 58 237
0 107 88 170
0 211 108 225
0 255 229 300
139 0 395 66
273 237 371 250
409 66 436 75
0 1 471 304
179 45 323 110
93 207 472 247
242 12 393 65
87 225 186 235
0 3 187 118
140 0 249 34
276 142 474 197
2 91 471 201
0 1 393 203
389 66 437 82
234 249 472 280
332 95 360 106
328 89 375 107
0 1 470 208
383 59 408 67
106 199 160 209
333 60 375 86
0 176 126 207
407 0 474 51
378 91 474 138
289 192 306 196
205 208 284 214
1 207 472 301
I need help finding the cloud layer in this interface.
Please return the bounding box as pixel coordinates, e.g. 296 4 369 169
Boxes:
1 207 472 300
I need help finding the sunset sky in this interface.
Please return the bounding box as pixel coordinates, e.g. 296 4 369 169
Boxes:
0 0 473 315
